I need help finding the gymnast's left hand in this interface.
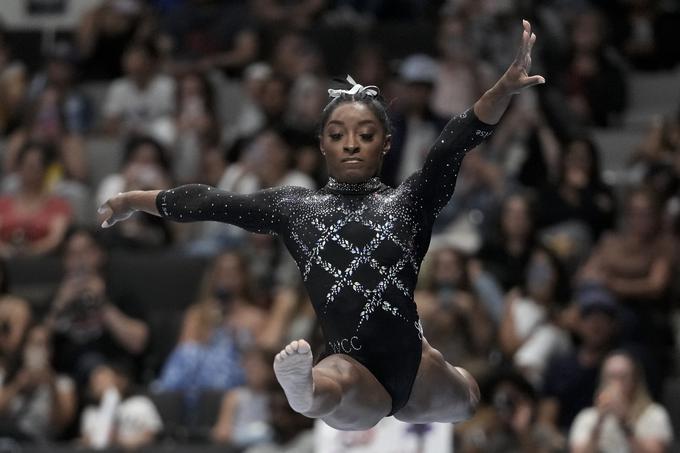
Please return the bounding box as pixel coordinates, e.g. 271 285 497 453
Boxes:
496 19 546 95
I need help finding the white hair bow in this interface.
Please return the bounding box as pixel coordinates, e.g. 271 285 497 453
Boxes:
327 75 379 98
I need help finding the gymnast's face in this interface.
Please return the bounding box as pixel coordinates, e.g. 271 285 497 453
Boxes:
320 102 390 183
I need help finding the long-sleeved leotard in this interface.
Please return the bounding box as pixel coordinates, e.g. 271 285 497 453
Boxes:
156 108 494 415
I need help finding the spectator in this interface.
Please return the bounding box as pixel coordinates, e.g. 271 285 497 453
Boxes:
537 137 617 241
382 54 447 187
285 74 328 141
499 246 572 387
580 188 674 305
242 129 316 190
457 370 564 453
80 362 162 450
102 41 176 142
0 258 31 382
569 350 673 453
96 136 173 249
415 246 495 377
257 75 293 130
77 0 152 81
0 325 77 442
159 0 259 76
173 71 219 183
476 191 538 292
431 8 495 118
4 86 88 185
269 31 323 80
579 187 675 383
557 9 628 127
0 142 73 258
211 348 276 448
26 42 93 136
609 0 680 71
45 228 149 384
0 31 26 136
540 284 621 433
154 251 266 411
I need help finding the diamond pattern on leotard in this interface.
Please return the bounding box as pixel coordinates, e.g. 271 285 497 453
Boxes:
293 195 416 331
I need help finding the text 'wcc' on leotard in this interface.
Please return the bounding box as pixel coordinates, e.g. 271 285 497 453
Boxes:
156 109 494 415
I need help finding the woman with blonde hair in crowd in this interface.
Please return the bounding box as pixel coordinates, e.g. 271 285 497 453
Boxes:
569 350 673 453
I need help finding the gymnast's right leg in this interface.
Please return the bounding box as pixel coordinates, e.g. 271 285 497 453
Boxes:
273 339 391 431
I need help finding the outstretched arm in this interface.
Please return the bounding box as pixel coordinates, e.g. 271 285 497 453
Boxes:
412 20 545 222
99 184 305 235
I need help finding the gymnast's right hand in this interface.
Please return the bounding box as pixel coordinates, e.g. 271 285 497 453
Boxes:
98 193 135 228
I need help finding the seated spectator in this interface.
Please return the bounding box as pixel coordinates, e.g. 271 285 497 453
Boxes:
158 0 259 75
537 138 617 241
431 8 495 118
557 9 628 127
476 191 538 292
211 348 276 448
77 0 152 81
4 86 88 185
96 135 173 249
382 54 447 187
0 142 73 258
579 187 675 382
0 325 77 442
457 370 564 453
268 31 323 81
26 42 93 136
80 362 162 450
569 350 673 453
0 258 32 382
0 30 26 136
45 227 149 384
540 284 621 433
499 246 572 388
102 41 176 142
172 71 219 184
609 0 680 71
415 246 495 378
284 74 327 142
580 188 674 306
3 84 92 223
154 251 266 410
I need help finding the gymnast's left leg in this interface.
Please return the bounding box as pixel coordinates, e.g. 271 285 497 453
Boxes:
273 339 392 431
394 337 480 424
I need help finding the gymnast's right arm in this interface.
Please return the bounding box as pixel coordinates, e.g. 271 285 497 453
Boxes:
98 184 290 235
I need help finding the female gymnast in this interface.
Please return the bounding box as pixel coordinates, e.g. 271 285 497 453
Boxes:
99 20 545 430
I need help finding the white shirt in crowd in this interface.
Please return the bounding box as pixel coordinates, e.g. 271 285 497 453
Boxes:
81 392 163 448
103 74 176 141
569 403 673 453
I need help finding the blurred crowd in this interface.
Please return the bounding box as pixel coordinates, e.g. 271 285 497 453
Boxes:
0 0 680 451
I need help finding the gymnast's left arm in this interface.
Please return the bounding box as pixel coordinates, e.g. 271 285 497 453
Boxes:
414 20 545 221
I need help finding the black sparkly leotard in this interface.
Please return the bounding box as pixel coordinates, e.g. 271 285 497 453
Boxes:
156 109 494 415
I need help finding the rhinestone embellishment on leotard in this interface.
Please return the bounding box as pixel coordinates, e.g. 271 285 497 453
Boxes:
325 176 383 195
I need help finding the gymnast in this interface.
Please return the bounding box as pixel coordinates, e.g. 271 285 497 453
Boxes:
99 20 545 430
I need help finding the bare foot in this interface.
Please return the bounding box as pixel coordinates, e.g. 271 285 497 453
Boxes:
273 339 314 413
